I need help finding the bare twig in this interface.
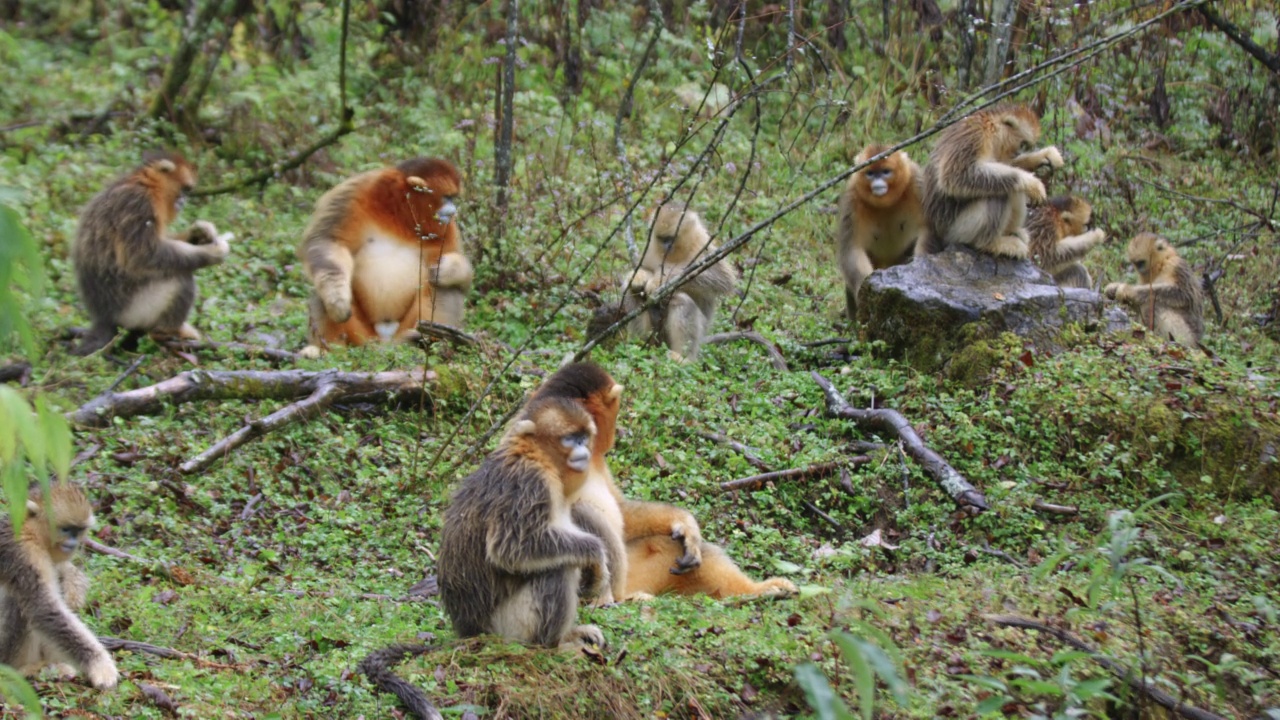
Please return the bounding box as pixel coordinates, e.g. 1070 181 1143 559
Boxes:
986 615 1228 720
69 369 435 428
493 0 518 213
99 637 239 670
704 331 789 371
802 501 843 533
180 382 344 474
1131 176 1275 229
105 355 148 393
1032 498 1079 515
1198 3 1280 76
694 430 770 471
161 340 300 364
978 544 1024 567
416 321 479 348
811 372 989 512
720 459 864 492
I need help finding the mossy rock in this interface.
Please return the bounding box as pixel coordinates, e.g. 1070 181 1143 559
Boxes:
858 247 1130 373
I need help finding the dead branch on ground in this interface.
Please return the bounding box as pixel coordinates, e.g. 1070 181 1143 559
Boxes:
100 637 240 670
0 361 31 384
721 459 865 492
416 321 479 348
694 430 770 471
1032 499 1079 516
69 368 434 428
705 331 789 371
986 615 1228 720
811 372 989 512
161 340 300 364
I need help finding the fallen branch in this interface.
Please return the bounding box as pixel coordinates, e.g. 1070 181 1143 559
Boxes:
1032 499 1079 516
694 430 770 471
705 331 789 371
69 368 434 428
0 361 31 384
180 382 345 474
99 637 239 670
416 321 479 348
810 372 989 512
721 459 864 492
1198 4 1280 76
161 340 300 364
986 614 1228 720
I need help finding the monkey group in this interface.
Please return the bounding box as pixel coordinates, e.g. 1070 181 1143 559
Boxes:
832 103 1204 345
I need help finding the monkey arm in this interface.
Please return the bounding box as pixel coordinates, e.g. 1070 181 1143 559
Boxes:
620 500 703 573
57 563 89 611
937 159 1030 199
1106 281 1193 310
117 219 228 276
486 496 606 575
1010 146 1064 174
1043 230 1106 267
0 554 112 678
432 252 473 290
301 240 355 322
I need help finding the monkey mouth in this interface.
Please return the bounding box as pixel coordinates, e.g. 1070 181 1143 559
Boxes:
60 538 79 553
870 181 889 197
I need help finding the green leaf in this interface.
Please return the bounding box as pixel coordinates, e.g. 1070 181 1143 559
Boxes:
975 695 1012 716
794 662 853 720
2 462 28 533
2 390 44 476
953 674 1009 693
35 397 71 481
830 632 876 720
0 662 43 718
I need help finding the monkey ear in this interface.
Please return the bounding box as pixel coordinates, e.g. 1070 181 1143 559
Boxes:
155 159 177 173
512 419 537 436
1155 239 1168 251
608 384 624 401
406 176 429 191
26 499 40 517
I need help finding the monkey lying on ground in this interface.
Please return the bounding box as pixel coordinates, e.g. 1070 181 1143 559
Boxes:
1104 232 1204 345
537 362 797 601
72 151 232 356
1026 195 1107 288
834 145 924 322
360 395 608 719
298 157 472 356
623 205 737 362
0 483 117 688
919 104 1063 259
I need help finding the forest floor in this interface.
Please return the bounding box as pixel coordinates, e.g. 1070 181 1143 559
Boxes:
2 3 1279 718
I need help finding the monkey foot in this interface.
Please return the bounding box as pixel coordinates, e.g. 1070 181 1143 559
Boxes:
298 345 323 359
754 578 799 598
559 624 607 654
987 237 1030 260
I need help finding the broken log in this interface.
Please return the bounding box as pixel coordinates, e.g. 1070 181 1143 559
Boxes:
810 371 989 512
69 368 435 428
705 331 789 371
721 458 867 492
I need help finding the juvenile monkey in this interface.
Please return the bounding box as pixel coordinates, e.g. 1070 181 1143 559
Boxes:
1104 232 1204 345
1026 195 1107 288
623 205 737 362
362 397 608 718
0 483 118 688
72 151 232 356
919 104 1064 259
834 145 925 322
537 362 796 601
298 157 472 355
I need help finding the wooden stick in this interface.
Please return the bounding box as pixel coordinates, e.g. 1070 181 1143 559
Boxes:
1032 499 1079 515
161 340 300 364
694 430 771 471
99 637 239 670
720 459 864 492
705 331 789 371
179 382 343 474
986 615 1227 720
416 321 479 348
811 372 989 512
68 368 434 428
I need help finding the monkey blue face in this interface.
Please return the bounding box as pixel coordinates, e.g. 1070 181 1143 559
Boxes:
58 525 87 554
561 431 592 472
435 197 457 225
865 168 893 197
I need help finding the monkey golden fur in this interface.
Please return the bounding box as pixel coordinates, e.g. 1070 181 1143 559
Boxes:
0 483 118 688
1026 195 1107 288
919 104 1063 259
72 151 232 356
624 205 737 362
537 362 796 601
298 157 472 355
835 145 924 322
1105 233 1204 345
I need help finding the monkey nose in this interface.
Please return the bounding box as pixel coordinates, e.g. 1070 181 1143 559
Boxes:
436 201 457 224
567 446 590 472
60 538 78 553
870 180 889 196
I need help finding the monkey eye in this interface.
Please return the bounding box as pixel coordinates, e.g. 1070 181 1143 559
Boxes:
561 432 589 448
1133 260 1147 271
180 183 193 193
58 526 82 537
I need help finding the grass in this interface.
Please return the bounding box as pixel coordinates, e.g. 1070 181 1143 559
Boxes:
2 1 1280 717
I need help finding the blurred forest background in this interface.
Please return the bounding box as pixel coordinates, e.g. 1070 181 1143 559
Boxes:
1 0 1279 717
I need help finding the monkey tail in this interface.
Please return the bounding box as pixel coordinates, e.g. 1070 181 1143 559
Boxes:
357 643 444 720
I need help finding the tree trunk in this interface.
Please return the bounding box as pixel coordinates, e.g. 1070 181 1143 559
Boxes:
982 0 1017 86
493 0 518 215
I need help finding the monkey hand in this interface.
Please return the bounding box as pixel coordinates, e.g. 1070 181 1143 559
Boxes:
319 286 354 323
86 652 119 690
585 554 611 600
627 269 654 293
1020 173 1047 204
1103 282 1125 300
668 519 703 574
1085 229 1108 247
1039 146 1064 171
432 252 474 289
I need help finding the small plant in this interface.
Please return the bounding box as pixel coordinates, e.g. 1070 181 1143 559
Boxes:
795 601 910 719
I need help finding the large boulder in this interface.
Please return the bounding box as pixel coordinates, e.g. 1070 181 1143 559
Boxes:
856 246 1131 373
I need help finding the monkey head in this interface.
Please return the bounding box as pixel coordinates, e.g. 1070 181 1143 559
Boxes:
853 145 914 208
1046 195 1093 236
396 157 463 240
532 363 624 459
25 483 94 564
989 105 1042 162
138 151 197 226
508 397 598 493
1126 232 1171 284
647 204 707 255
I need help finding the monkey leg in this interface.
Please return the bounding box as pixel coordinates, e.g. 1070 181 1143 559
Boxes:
71 321 120 356
307 293 378 348
1053 263 1092 289
1155 309 1200 346
572 502 626 604
620 500 702 573
663 292 707 362
945 198 1012 253
622 289 655 340
625 536 797 599
841 247 875 324
516 570 582 648
145 275 198 336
